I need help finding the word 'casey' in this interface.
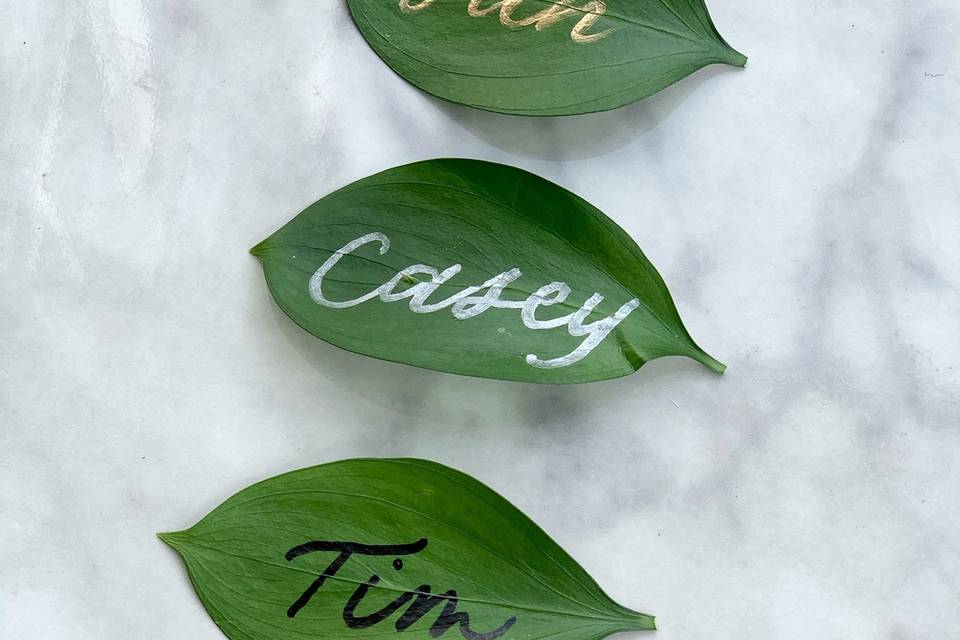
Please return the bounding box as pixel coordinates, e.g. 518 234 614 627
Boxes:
286 538 516 640
399 0 613 44
309 232 641 369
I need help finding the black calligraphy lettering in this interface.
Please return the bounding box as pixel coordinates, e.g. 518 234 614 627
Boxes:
402 586 517 640
395 585 450 631
286 539 427 618
285 538 518 640
344 575 417 628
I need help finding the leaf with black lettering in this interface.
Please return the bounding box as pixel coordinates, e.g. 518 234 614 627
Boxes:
346 0 745 116
160 458 657 640
252 159 724 383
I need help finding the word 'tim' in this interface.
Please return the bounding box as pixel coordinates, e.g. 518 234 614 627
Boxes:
286 538 517 640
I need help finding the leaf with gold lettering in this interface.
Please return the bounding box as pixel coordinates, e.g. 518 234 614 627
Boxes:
346 0 745 116
160 458 657 640
251 159 724 383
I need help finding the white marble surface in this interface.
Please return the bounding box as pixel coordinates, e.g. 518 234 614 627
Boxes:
2 1 959 638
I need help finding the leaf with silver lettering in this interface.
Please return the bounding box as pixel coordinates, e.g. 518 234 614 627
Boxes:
346 0 746 116
251 159 724 383
159 459 657 640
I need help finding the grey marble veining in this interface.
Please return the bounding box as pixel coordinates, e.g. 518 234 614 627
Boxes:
1 1 958 638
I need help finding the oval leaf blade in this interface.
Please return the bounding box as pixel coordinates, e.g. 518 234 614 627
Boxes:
346 0 746 116
160 459 656 640
252 159 723 384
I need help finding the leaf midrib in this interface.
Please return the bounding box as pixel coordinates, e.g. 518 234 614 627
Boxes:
343 179 688 345
175 538 644 628
211 486 614 618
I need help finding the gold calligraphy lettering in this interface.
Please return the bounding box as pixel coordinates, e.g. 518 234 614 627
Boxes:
399 0 613 43
399 0 435 12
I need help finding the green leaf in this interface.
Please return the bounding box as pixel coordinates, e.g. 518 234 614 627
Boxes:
160 458 657 640
346 0 745 116
252 159 723 384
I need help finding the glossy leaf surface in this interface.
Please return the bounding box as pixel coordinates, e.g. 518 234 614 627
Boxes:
252 159 724 383
346 0 746 115
160 459 657 640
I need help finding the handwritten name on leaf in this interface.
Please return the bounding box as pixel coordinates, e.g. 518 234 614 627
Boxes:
399 0 613 44
310 231 640 369
159 459 657 640
252 159 725 384
347 0 746 115
287 538 517 640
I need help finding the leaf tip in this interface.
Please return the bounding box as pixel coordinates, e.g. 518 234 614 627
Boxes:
708 357 727 375
157 530 188 550
692 348 727 375
719 44 748 68
617 611 657 632
249 239 269 260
